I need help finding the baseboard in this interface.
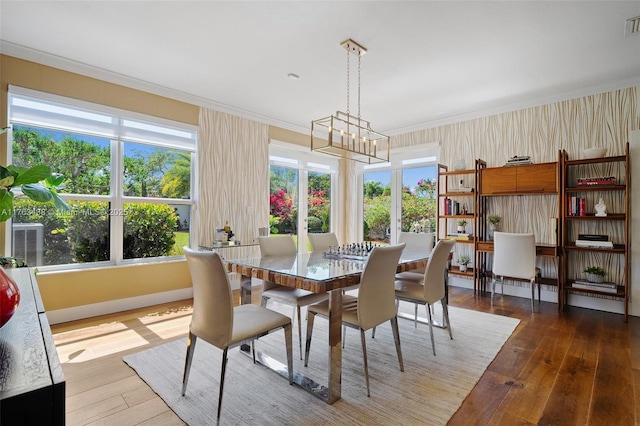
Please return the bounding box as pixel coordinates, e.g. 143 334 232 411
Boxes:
46 288 194 325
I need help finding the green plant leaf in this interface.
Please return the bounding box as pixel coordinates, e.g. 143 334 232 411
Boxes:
45 173 66 188
0 189 15 222
50 189 71 211
12 164 52 186
21 183 54 203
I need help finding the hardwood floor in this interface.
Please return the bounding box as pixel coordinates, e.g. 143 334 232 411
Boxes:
51 286 639 425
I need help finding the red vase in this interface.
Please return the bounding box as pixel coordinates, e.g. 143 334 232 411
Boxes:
0 268 20 328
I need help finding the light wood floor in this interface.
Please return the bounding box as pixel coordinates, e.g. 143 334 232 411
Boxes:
51 286 639 425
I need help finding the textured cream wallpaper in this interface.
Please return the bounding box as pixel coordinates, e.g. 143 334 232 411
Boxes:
388 86 639 287
197 109 269 258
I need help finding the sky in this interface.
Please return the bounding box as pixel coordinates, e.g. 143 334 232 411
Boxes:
364 165 436 191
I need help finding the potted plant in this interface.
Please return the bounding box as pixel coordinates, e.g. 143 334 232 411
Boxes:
457 254 471 272
487 214 501 239
583 266 606 284
0 126 70 328
457 219 467 233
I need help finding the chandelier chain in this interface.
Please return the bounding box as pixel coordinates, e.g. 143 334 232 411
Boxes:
346 45 350 116
358 52 361 121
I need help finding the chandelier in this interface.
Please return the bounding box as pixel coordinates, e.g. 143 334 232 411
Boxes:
311 39 390 164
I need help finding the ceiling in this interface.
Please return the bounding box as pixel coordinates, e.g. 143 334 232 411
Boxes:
1 1 639 135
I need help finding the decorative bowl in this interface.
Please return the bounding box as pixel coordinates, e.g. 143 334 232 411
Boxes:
587 273 604 284
582 147 607 159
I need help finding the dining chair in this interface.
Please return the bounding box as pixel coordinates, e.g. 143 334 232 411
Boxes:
304 243 406 397
491 232 539 312
394 238 456 355
392 231 436 325
181 247 293 425
258 235 329 359
308 232 339 252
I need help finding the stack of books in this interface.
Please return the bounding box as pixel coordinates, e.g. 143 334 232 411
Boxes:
446 233 470 241
577 176 616 186
575 234 613 249
571 280 618 293
504 155 532 166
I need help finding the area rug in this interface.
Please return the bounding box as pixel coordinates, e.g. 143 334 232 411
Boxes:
124 303 519 425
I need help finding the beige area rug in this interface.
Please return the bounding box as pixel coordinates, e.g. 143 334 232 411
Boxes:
124 303 519 425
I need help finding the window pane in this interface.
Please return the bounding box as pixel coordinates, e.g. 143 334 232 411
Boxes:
123 202 187 259
401 166 437 232
11 200 110 266
123 142 191 199
269 165 298 236
307 171 330 234
11 125 111 195
363 171 391 243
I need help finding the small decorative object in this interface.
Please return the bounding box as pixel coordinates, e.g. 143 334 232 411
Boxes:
454 159 466 171
594 198 607 217
412 221 423 233
487 215 501 240
457 254 471 272
582 147 607 159
583 266 606 283
457 219 467 233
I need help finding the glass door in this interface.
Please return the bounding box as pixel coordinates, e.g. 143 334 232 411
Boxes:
269 165 299 245
363 170 392 244
400 166 437 234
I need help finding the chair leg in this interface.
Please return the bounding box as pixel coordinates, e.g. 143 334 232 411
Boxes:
530 278 535 312
284 324 293 385
442 298 453 340
360 328 371 397
372 326 376 339
427 303 436 356
251 338 256 363
414 303 418 328
181 332 197 396
491 276 496 305
216 347 229 425
390 316 404 372
342 323 347 348
296 305 303 360
304 310 315 367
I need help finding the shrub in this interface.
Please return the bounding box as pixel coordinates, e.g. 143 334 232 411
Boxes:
307 216 323 233
123 204 178 259
583 266 606 276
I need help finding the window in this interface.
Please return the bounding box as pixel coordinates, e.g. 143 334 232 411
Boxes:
358 145 439 244
269 141 337 252
7 87 197 269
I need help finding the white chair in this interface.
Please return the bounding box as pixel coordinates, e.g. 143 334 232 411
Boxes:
394 238 456 355
308 232 339 252
395 231 435 282
491 232 539 312
182 248 293 425
392 232 436 325
304 243 406 397
258 235 328 359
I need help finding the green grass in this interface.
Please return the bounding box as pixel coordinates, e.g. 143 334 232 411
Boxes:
170 231 190 255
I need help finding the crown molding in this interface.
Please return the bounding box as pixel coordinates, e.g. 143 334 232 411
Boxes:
0 41 310 135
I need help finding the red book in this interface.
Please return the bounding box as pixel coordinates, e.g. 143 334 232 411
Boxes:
579 198 586 216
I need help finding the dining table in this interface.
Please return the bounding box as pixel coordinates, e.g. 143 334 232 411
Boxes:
225 247 429 404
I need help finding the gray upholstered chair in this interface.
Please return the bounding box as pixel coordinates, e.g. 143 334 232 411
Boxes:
182 247 293 425
491 232 539 312
304 243 406 397
258 235 328 359
394 231 435 281
308 232 339 252
394 238 456 356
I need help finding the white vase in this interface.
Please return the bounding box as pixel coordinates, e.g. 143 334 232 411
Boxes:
587 273 604 283
459 264 468 272
457 225 465 233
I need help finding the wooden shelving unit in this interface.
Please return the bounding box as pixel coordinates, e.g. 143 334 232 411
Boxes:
437 160 486 282
560 142 630 321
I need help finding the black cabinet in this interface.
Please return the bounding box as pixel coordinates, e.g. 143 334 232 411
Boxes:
0 268 65 425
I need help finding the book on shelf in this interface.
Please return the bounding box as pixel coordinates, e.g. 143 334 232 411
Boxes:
571 282 618 293
447 233 470 241
578 234 608 241
448 187 474 193
575 240 614 248
577 176 616 186
572 280 617 289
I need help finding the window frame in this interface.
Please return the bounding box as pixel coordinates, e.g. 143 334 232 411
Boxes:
6 86 198 271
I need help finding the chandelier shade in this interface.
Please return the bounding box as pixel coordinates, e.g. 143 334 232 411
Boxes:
311 39 390 164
